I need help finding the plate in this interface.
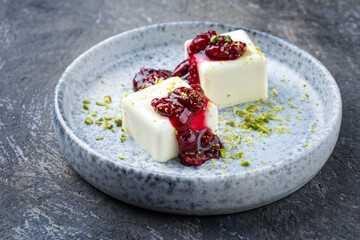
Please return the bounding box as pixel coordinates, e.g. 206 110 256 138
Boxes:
53 22 342 215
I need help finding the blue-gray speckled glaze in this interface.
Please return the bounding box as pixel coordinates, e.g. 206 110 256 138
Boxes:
52 22 342 215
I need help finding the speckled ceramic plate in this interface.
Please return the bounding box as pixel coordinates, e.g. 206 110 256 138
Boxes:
53 22 342 215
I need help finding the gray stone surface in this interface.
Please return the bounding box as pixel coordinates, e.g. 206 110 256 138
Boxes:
0 0 359 239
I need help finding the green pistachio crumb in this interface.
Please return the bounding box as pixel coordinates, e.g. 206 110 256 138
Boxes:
241 161 250 167
247 105 257 112
107 124 113 130
83 104 89 110
105 116 113 120
104 120 108 130
291 105 298 109
226 121 237 127
210 35 219 44
104 96 112 103
120 137 126 142
224 35 232 43
83 100 91 104
115 119 122 127
85 117 93 125
95 137 103 140
119 156 125 160
96 102 110 108
95 120 102 125
255 123 269 133
220 149 226 158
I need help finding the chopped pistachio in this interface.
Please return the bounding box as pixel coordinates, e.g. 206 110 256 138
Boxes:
83 104 89 110
115 119 122 127
107 124 113 130
235 110 245 117
290 105 298 109
104 96 112 103
104 120 108 130
96 102 110 108
83 100 91 104
210 35 219 44
95 120 102 125
120 136 126 142
226 121 237 127
241 161 250 167
95 137 103 140
224 35 232 43
255 123 269 133
105 116 113 120
220 149 226 158
119 156 125 160
272 89 278 96
247 105 257 112
85 117 93 125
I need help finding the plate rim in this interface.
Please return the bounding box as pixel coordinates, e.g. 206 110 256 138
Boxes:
53 21 342 180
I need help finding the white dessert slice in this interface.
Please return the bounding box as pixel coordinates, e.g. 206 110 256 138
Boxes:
122 77 218 162
184 30 268 108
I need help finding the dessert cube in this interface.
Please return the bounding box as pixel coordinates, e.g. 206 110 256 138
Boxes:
185 30 268 108
122 77 218 162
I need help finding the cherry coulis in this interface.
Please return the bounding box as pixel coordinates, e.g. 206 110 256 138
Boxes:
133 68 172 92
151 87 223 166
172 30 247 85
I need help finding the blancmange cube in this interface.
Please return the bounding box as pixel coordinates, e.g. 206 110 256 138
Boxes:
122 77 218 163
185 30 268 108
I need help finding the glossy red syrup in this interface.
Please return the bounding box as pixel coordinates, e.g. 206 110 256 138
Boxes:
172 30 247 85
133 68 172 92
151 87 223 166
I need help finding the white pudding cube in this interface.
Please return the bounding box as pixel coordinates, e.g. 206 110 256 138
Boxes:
185 30 268 108
122 77 218 163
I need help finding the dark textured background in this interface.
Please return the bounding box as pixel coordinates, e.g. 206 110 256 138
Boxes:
1 0 359 239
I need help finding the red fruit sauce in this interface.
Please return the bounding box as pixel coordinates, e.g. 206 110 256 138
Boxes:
133 68 172 92
151 87 223 166
172 30 247 85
